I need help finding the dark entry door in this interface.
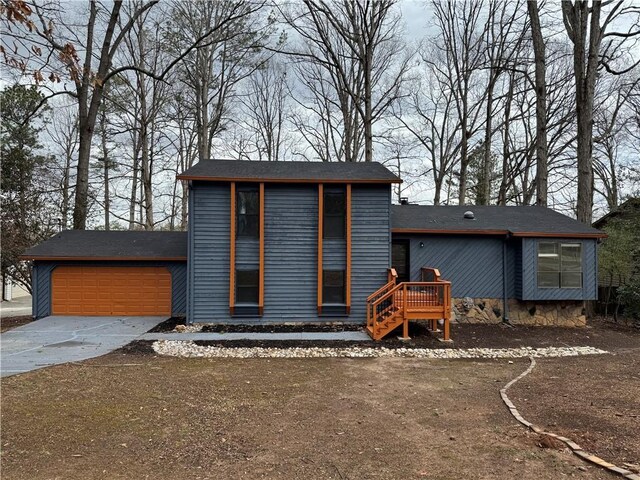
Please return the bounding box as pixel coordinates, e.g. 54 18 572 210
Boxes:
392 240 410 282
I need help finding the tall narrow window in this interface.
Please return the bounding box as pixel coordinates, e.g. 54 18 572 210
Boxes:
323 270 345 304
236 269 259 304
237 189 259 237
537 242 582 289
324 190 345 238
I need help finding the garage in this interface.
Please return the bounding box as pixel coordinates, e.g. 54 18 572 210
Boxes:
23 230 188 319
51 266 172 316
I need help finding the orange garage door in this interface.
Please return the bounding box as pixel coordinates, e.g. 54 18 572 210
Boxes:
51 266 172 316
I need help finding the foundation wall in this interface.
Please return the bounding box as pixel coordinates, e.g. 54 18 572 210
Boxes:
451 297 587 327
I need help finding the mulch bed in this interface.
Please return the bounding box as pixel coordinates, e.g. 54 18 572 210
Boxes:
0 315 33 333
201 323 363 333
144 317 640 352
147 317 186 332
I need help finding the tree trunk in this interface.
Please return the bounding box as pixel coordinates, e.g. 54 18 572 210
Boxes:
528 0 548 207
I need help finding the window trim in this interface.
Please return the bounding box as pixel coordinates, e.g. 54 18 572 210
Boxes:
537 241 583 289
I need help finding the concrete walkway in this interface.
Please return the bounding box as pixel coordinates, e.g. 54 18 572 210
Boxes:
1 316 166 377
139 331 371 341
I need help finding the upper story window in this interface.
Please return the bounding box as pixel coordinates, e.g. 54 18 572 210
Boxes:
324 189 345 238
537 242 582 289
237 188 259 237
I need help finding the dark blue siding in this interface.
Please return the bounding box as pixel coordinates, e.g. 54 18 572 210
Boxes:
32 260 187 318
190 182 231 322
351 185 391 318
189 182 391 323
323 240 346 270
513 238 523 298
236 238 259 267
521 237 598 300
263 184 318 321
393 235 512 298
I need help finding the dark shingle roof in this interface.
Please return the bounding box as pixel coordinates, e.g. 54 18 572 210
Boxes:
391 205 605 238
23 230 187 260
178 159 401 183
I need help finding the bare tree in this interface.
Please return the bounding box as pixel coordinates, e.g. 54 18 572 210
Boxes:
527 0 549 206
561 0 640 224
280 0 409 162
431 0 489 204
169 0 270 163
46 102 79 228
239 60 290 161
1 0 265 229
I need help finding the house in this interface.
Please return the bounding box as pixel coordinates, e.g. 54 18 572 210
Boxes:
24 160 605 338
592 198 640 313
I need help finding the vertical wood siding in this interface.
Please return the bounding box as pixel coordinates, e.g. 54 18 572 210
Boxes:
521 237 598 300
392 234 513 298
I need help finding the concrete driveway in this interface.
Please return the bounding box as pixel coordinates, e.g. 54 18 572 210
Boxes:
1 296 32 318
1 316 166 377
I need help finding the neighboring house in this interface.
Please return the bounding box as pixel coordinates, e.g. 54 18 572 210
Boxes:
24 160 605 332
592 198 640 314
593 197 640 288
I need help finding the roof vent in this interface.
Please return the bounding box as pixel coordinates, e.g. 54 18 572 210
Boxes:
400 197 409 205
463 210 475 220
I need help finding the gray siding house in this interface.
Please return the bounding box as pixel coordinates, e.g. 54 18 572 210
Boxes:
25 160 605 329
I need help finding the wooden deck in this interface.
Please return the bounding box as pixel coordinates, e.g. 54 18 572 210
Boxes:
366 268 452 341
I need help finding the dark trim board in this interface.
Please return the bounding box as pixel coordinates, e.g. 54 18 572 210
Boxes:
178 176 401 184
391 228 605 239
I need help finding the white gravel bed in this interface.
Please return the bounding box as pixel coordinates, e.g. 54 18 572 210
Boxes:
172 324 203 333
152 340 608 359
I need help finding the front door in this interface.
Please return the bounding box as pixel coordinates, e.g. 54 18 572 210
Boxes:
392 240 410 282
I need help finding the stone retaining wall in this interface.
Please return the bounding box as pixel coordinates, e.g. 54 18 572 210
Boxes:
451 297 586 327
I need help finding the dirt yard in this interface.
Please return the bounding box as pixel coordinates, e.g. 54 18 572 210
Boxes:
1 320 638 480
0 315 33 333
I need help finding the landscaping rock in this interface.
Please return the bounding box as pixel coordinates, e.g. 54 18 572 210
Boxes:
152 341 608 360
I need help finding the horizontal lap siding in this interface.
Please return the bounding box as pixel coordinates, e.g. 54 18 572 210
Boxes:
236 238 259 267
394 235 506 298
264 185 318 321
32 261 187 318
323 240 346 270
189 182 391 323
191 182 230 322
522 237 597 300
351 185 391 319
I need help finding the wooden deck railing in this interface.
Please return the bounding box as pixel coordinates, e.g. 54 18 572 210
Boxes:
366 267 451 341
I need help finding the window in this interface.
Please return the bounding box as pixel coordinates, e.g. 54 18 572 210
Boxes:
323 270 345 304
236 269 259 304
237 189 259 237
537 242 582 289
323 190 345 238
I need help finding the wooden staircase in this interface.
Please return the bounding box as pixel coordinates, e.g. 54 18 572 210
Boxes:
366 268 452 341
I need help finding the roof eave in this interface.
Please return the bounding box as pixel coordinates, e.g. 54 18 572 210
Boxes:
21 256 188 262
177 174 402 184
391 228 607 238
510 232 607 239
391 228 509 235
